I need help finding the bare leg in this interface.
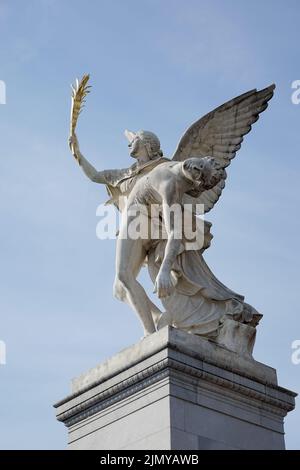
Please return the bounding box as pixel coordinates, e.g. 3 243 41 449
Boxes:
147 298 163 328
157 310 173 330
113 233 156 336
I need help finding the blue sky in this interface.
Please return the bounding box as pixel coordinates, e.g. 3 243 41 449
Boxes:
0 0 299 449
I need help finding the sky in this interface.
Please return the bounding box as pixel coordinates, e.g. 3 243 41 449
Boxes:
0 0 299 450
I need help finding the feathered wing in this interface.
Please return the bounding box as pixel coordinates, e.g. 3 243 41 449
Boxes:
172 84 275 212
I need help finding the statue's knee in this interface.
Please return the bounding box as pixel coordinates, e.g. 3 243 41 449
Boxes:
113 277 126 301
113 269 135 300
117 269 128 286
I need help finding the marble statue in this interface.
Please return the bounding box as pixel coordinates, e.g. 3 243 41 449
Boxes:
68 75 275 355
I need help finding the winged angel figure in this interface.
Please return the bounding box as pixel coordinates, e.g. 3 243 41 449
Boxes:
68 76 275 354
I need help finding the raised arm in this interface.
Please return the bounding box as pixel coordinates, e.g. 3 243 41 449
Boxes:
69 133 108 184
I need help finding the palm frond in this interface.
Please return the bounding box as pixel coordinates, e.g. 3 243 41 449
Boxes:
70 74 91 135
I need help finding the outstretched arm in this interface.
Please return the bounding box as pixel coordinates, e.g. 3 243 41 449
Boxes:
69 133 107 184
154 183 182 298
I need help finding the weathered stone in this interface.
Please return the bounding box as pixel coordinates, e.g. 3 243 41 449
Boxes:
54 327 296 450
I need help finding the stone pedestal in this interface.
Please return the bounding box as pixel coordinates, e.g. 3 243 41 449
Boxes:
54 327 296 450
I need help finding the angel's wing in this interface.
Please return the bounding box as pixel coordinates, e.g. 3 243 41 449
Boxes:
172 84 275 213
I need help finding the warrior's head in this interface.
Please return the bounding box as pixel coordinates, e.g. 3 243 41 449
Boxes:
125 129 163 161
183 157 225 193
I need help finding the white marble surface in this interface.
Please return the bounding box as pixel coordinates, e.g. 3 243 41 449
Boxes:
54 327 296 450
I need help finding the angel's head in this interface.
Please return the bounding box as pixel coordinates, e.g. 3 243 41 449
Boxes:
183 157 225 193
125 129 163 161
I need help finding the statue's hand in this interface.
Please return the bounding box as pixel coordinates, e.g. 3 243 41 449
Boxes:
154 269 176 299
69 133 80 161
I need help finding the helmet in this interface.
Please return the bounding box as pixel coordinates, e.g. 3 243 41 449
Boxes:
124 129 163 158
137 130 161 156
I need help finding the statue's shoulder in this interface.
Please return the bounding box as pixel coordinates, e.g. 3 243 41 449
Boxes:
137 156 170 170
127 157 168 178
106 157 170 189
149 159 176 174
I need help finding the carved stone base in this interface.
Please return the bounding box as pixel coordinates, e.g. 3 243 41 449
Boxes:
216 318 257 357
54 327 296 450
